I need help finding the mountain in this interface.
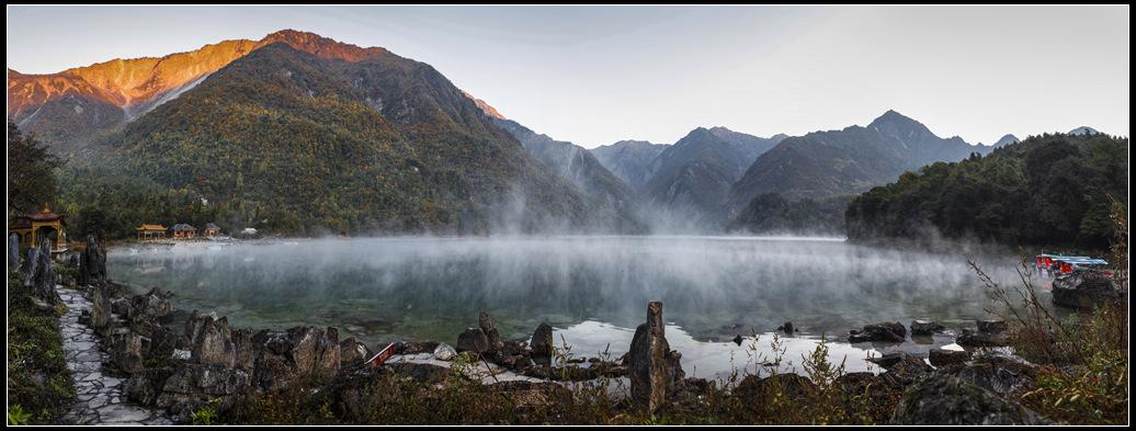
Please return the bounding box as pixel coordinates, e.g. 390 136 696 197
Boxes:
76 32 613 235
1068 126 1101 136
482 115 643 232
728 110 992 211
993 134 1020 148
7 30 388 157
846 132 1128 249
642 127 785 225
726 193 851 236
591 140 669 191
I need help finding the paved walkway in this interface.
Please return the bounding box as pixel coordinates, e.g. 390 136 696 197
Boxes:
57 286 173 425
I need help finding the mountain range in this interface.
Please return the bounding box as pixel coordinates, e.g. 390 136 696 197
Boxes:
8 30 1089 236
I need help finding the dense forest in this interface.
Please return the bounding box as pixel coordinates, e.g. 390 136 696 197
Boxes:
727 193 851 236
845 133 1129 250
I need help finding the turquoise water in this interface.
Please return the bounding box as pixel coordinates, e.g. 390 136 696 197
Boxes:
107 235 1021 377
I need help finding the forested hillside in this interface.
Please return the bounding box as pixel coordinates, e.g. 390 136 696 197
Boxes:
845 133 1128 249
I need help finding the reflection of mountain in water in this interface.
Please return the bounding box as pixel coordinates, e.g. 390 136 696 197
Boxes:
108 237 1018 345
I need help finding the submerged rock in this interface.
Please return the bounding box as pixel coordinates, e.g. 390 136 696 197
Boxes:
776 321 795 335
849 321 906 343
890 374 1048 424
910 319 945 336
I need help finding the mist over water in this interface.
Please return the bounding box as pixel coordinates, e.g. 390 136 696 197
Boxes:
107 235 1024 377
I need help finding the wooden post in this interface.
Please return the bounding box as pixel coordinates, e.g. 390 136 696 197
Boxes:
646 300 666 415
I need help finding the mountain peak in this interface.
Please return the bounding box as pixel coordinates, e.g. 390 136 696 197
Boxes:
461 91 507 120
993 134 1020 147
260 29 388 62
1068 126 1100 136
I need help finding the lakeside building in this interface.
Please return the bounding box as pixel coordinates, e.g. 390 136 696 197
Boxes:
202 223 222 237
170 224 198 239
136 224 168 241
9 205 68 253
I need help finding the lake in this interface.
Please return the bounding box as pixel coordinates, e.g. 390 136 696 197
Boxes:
106 235 1026 380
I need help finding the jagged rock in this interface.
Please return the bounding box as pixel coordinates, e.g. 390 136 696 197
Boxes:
109 331 150 373
123 368 176 406
867 351 916 369
433 343 458 361
89 283 112 333
1052 270 1121 309
628 301 683 414
249 326 340 391
78 234 107 286
911 319 945 336
456 328 490 355
530 322 554 365
890 374 1048 424
929 348 971 367
478 311 504 353
186 312 254 370
849 321 906 343
339 337 370 366
157 364 252 422
128 288 173 323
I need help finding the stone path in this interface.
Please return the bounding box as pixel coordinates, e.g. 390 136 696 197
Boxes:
57 286 173 425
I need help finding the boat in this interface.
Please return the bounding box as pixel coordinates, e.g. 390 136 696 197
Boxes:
1034 254 1109 278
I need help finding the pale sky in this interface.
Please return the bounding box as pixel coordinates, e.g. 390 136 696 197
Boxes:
6 5 1130 148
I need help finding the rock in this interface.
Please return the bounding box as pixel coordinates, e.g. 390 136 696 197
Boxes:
25 237 60 304
89 284 113 333
433 343 458 361
732 334 744 346
940 352 1038 397
976 320 1008 335
456 328 490 356
339 337 370 366
848 321 906 343
247 326 340 391
186 312 253 370
929 348 971 367
628 301 683 415
109 331 150 373
385 362 450 384
776 321 795 335
867 351 912 369
78 234 108 286
128 288 173 323
910 319 945 336
8 233 20 270
957 320 1011 347
530 322 554 364
1052 270 1122 309
890 374 1048 424
123 368 176 406
478 311 504 353
157 364 252 422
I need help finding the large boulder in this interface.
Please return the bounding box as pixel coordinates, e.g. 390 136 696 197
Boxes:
156 364 252 422
456 328 490 356
530 322 554 365
250 326 340 391
939 352 1038 397
339 337 371 366
849 321 906 343
128 288 173 323
890 374 1048 424
186 312 255 370
1052 270 1122 309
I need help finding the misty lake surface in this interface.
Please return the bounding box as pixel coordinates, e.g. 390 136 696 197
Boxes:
107 235 1023 379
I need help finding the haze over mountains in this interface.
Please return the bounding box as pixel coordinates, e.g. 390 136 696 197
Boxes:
7 29 1103 235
